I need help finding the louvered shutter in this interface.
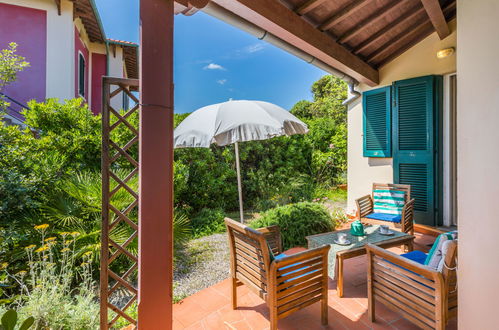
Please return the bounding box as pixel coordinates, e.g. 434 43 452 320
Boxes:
393 75 442 226
363 86 391 157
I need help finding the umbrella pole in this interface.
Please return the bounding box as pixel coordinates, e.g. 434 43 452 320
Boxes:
235 142 244 222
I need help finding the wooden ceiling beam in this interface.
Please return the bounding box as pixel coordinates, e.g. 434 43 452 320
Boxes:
210 0 379 85
421 0 450 39
353 3 425 55
296 0 328 16
318 0 371 32
338 0 407 44
368 1 455 65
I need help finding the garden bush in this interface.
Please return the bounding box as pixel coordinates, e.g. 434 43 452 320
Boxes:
250 202 335 250
190 208 226 238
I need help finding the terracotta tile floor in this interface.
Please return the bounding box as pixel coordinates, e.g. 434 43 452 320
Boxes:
173 232 458 329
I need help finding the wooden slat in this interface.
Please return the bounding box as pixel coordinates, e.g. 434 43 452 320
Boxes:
276 256 322 276
318 0 370 32
421 0 450 39
278 296 322 319
277 270 322 291
374 282 435 320
278 284 323 307
373 269 435 299
295 0 328 15
372 272 435 311
376 295 434 330
277 264 323 284
353 4 425 54
277 275 323 299
374 257 436 288
277 288 322 313
338 0 407 44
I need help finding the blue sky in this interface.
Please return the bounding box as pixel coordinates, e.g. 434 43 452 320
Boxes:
95 0 326 114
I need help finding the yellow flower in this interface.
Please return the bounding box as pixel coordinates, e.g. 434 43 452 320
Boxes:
64 240 74 246
16 270 27 276
60 232 70 236
0 262 8 270
35 245 49 253
80 262 88 267
25 245 36 250
70 232 80 237
61 248 71 253
34 224 49 231
83 251 92 257
44 237 56 242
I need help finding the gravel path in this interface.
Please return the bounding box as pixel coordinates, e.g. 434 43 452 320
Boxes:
173 233 230 302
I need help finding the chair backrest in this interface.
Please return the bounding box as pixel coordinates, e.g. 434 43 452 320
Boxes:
225 218 272 297
372 183 411 203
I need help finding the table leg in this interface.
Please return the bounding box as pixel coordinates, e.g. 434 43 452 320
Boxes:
406 239 414 252
337 256 344 298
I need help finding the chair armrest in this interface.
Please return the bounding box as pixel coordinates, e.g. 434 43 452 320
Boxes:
401 199 415 234
256 225 282 255
365 243 442 284
356 195 373 218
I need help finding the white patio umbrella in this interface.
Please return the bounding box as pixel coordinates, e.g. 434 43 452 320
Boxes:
174 100 308 222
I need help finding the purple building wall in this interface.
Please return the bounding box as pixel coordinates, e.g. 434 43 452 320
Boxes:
0 3 47 118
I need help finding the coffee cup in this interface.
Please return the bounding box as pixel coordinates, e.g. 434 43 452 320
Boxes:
380 225 390 234
338 233 348 243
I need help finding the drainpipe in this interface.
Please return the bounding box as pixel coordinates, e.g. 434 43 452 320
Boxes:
202 2 357 86
105 40 110 76
342 81 361 106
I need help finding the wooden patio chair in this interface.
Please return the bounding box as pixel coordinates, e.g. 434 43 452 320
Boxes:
356 183 415 235
225 218 331 330
366 240 458 330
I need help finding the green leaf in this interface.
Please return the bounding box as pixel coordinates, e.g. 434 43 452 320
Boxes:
19 316 34 330
1 310 17 330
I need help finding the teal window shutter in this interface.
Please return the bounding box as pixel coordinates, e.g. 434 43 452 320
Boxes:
363 86 392 157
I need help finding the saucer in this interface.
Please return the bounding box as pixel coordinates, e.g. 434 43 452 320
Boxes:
379 229 394 236
334 239 351 246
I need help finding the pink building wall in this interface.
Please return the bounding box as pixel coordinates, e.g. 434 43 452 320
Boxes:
91 53 106 114
0 3 46 116
74 27 89 100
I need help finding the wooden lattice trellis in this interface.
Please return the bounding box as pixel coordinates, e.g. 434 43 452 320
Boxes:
101 77 140 329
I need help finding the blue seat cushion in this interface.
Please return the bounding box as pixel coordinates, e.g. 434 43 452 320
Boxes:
365 212 402 223
400 250 427 265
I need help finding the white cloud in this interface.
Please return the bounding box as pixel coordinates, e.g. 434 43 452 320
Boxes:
203 63 226 70
245 43 265 53
217 79 227 85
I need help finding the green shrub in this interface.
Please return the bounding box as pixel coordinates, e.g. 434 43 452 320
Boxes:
250 202 335 250
191 208 226 238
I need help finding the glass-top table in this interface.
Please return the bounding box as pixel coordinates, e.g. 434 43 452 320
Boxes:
306 225 414 297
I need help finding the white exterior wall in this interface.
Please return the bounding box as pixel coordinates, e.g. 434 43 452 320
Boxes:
1 0 75 100
108 46 125 110
347 20 457 212
457 1 499 328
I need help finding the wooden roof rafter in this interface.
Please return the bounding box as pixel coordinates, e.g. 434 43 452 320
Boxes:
367 1 456 66
421 0 451 39
318 0 370 32
337 0 408 44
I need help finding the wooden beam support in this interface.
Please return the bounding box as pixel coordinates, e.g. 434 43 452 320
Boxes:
211 0 379 85
318 0 370 32
353 3 425 55
137 0 174 329
54 0 61 15
338 0 407 44
296 0 328 16
421 0 450 39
